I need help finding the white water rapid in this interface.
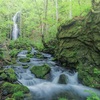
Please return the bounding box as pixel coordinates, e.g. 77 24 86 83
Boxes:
12 11 20 40
6 48 100 100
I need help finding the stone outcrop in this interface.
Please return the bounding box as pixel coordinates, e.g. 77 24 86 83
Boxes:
54 1 100 88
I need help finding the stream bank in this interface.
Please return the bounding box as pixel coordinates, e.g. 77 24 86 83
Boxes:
1 48 100 100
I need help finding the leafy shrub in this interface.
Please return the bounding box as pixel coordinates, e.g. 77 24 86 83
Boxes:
9 38 33 50
86 91 100 100
10 48 20 57
12 91 24 100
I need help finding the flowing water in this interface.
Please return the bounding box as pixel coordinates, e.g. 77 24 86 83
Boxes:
12 11 20 40
6 48 100 100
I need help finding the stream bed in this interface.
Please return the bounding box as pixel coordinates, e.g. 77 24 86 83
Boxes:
5 48 100 100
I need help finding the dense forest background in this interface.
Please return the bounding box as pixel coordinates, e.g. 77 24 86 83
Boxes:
0 0 91 48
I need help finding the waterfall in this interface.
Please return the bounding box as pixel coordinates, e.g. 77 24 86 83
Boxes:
12 11 21 40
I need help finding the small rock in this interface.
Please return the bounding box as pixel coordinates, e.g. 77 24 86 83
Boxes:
58 74 68 84
2 90 8 96
0 76 3 81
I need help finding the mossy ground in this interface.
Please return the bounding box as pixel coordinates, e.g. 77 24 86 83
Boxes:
0 82 29 100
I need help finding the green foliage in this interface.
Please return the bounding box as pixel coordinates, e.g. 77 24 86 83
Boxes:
1 73 7 79
6 98 15 100
0 68 17 82
19 58 30 63
0 0 91 49
5 68 17 82
12 91 24 100
59 98 67 100
10 48 20 58
30 64 51 78
26 53 34 58
23 66 29 69
0 49 3 59
77 63 100 88
86 91 100 100
9 38 33 50
2 82 29 94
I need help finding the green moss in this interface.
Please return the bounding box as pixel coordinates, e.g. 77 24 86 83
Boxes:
26 53 34 58
9 38 33 50
10 48 20 58
0 70 4 74
12 91 24 100
77 63 100 88
5 68 17 82
36 52 44 59
1 73 7 79
23 66 29 69
30 64 51 79
19 58 30 63
11 58 16 64
6 98 15 100
2 82 29 94
59 98 67 100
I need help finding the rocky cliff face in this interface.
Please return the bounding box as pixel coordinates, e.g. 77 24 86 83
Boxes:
55 3 100 88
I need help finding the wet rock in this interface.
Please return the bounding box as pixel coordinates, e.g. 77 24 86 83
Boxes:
2 90 8 96
58 74 68 84
0 76 3 81
23 66 29 69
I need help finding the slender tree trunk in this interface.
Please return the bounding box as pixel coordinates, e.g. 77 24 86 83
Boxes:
44 0 48 35
34 0 42 35
56 0 58 22
34 0 47 47
55 0 58 32
69 0 72 19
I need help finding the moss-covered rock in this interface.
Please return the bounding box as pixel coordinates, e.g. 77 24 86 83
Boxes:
0 68 17 82
19 58 30 63
30 64 51 79
10 49 20 58
23 66 29 69
1 82 29 100
12 91 24 100
0 73 7 80
5 68 17 82
77 63 100 88
36 52 44 59
26 53 34 58
2 82 29 94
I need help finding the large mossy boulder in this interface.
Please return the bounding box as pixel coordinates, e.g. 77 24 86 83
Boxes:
19 58 30 63
30 64 51 79
54 1 100 88
58 74 68 84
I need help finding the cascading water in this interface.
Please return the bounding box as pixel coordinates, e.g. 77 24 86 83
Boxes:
6 48 100 100
12 11 20 40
